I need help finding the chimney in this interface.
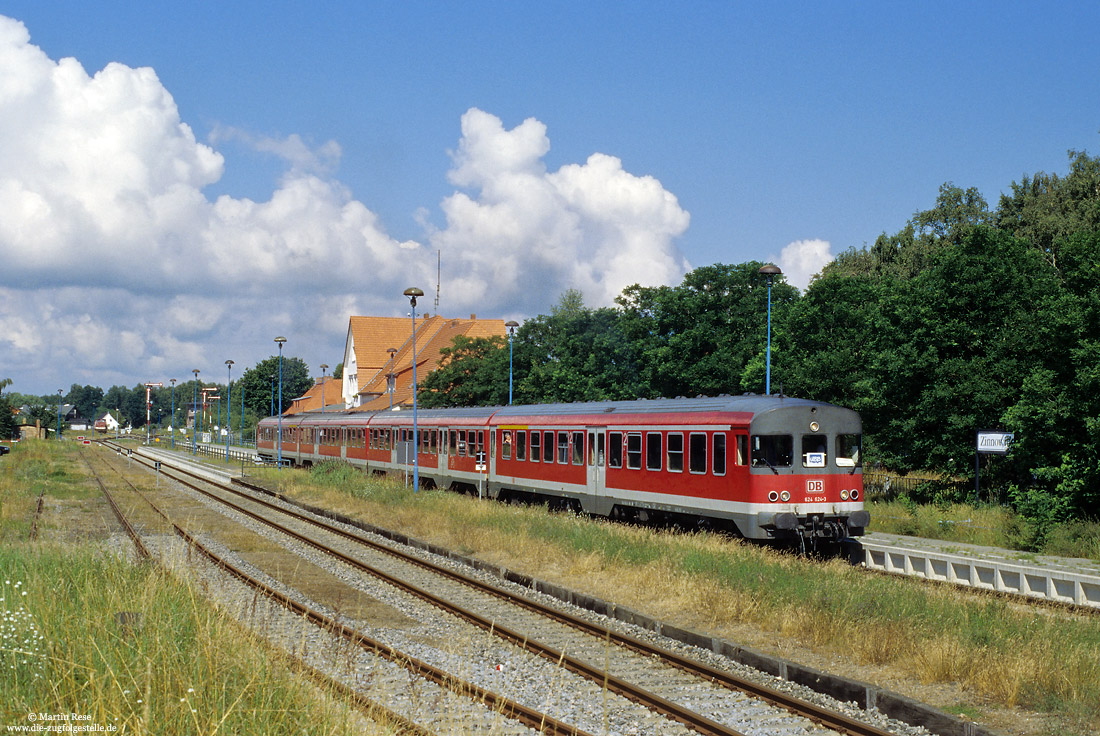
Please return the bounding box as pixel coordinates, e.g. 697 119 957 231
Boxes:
470 313 476 320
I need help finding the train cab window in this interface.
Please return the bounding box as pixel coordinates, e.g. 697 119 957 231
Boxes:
689 433 707 474
646 432 663 471
502 431 512 460
713 434 727 475
543 431 554 463
572 431 584 465
752 435 793 468
837 434 862 467
802 434 827 468
626 432 643 470
557 432 569 464
517 431 526 460
667 433 684 473
530 431 541 462
608 432 623 468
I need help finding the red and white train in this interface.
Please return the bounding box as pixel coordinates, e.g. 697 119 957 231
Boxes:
256 394 868 544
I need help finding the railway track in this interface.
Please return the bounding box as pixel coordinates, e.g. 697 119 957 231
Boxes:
85 445 579 736
101 440 904 736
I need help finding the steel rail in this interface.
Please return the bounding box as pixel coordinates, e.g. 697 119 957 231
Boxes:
94 443 591 736
87 449 436 736
79 449 151 559
133 452 748 735
119 442 894 736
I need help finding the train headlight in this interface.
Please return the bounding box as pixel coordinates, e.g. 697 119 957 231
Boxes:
768 490 779 503
779 490 790 502
850 489 859 500
840 489 849 500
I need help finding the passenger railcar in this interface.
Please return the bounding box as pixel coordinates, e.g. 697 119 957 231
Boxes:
256 395 868 543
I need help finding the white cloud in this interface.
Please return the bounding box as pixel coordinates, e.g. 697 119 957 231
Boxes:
0 16 691 394
771 238 835 291
433 109 691 310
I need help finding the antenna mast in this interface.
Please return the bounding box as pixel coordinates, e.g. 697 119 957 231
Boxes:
434 249 440 310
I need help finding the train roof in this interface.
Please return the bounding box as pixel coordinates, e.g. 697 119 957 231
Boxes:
261 394 856 427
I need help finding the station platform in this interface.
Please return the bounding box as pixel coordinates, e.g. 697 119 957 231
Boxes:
858 531 1100 609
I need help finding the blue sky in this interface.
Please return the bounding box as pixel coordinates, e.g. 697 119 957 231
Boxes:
1 2 1098 397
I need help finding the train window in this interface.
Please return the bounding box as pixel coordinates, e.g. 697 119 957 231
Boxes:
626 433 642 469
449 430 457 455
667 433 684 473
557 432 569 464
477 431 485 455
530 431 541 462
502 431 512 460
689 433 707 474
608 432 623 468
572 431 584 465
837 434 861 467
517 431 526 460
457 432 467 456
713 434 727 475
801 434 827 468
543 431 554 463
588 432 595 466
646 432 662 471
752 435 793 468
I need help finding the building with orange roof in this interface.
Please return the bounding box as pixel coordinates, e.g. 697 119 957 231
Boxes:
287 376 341 415
341 314 507 411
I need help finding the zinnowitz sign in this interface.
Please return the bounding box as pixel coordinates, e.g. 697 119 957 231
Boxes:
976 431 1014 454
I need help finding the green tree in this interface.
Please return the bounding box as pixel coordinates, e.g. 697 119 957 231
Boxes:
519 305 647 404
237 356 312 417
995 149 1100 268
0 379 16 441
418 336 510 408
617 263 798 398
64 384 104 422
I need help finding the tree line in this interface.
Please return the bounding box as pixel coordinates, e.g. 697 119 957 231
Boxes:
1 356 315 439
419 150 1100 524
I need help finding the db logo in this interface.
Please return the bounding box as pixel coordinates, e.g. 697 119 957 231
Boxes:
806 480 824 493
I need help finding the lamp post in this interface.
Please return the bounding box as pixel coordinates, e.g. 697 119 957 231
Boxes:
505 320 519 405
170 379 176 450
191 370 200 455
403 287 424 490
225 359 234 462
758 264 782 395
389 349 402 411
319 363 328 413
275 336 287 469
56 389 62 440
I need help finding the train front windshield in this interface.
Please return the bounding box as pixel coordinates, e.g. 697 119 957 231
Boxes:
751 433 861 471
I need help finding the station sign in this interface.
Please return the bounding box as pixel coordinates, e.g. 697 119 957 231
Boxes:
976 431 1014 454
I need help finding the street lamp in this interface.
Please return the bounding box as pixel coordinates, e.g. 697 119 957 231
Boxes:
505 320 519 405
192 369 200 456
386 347 397 409
170 378 176 450
403 287 424 490
56 389 62 441
319 363 328 414
225 359 234 462
275 336 287 469
758 264 782 395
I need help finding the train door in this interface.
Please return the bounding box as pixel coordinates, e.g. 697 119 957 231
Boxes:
586 428 605 498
